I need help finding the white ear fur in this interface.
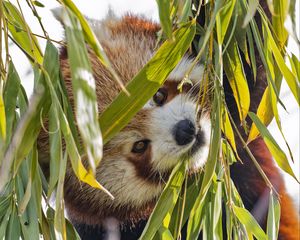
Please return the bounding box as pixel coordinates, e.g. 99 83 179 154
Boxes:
169 57 204 84
51 7 64 25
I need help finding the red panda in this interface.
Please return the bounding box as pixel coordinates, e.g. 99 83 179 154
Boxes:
40 3 299 240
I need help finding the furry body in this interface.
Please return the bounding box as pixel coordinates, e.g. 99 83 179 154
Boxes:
39 6 299 240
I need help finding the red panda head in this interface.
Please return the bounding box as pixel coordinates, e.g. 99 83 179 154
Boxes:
58 14 211 226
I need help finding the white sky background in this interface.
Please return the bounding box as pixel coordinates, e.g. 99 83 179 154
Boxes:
6 1 300 203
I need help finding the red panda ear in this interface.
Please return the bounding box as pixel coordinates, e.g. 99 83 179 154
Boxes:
51 7 65 26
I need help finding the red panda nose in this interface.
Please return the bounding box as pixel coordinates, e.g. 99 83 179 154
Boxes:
173 119 196 146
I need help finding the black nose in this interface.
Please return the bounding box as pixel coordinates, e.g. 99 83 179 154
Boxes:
173 119 195 146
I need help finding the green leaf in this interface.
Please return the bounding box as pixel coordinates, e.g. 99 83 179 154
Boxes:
6 206 21 240
223 40 250 121
266 191 281 240
242 0 259 27
139 161 186 240
54 153 67 240
248 112 298 182
216 0 236 44
233 205 267 240
59 0 125 91
47 105 62 198
156 0 173 39
221 105 237 153
0 92 6 141
41 42 112 198
3 62 20 143
187 80 222 240
263 18 300 105
272 0 289 46
3 1 43 64
63 8 103 173
33 1 45 8
100 20 196 143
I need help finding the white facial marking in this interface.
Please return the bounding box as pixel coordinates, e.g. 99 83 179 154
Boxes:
148 94 210 172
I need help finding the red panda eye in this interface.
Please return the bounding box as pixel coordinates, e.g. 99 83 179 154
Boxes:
132 140 150 153
153 88 168 106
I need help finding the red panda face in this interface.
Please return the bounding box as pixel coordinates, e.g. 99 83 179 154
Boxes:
92 58 211 209
60 15 211 225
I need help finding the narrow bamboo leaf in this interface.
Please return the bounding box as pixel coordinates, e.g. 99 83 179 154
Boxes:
187 82 221 239
0 92 6 141
47 105 62 198
157 226 174 240
6 206 21 240
63 9 103 172
3 1 43 64
0 40 55 191
266 191 281 240
139 161 186 240
40 48 112 197
22 153 40 240
66 219 81 240
246 28 257 81
212 179 223 237
233 206 267 240
18 150 39 240
221 106 237 153
248 86 273 142
216 0 236 43
156 0 172 39
248 112 298 182
223 40 250 121
0 205 11 239
235 6 250 65
242 0 259 27
33 1 45 8
100 20 196 143
54 153 67 240
288 0 297 40
177 0 192 23
58 0 125 91
264 20 300 105
272 0 288 46
0 196 11 219
3 61 20 143
289 54 300 81
0 86 44 192
168 176 202 237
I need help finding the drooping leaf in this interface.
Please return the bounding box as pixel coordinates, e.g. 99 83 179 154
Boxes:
248 112 298 182
223 40 250 121
233 206 267 240
156 0 173 39
63 8 103 173
266 191 281 240
3 1 43 64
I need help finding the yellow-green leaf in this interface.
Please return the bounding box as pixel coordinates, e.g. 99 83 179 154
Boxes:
221 105 237 153
248 112 298 182
3 1 43 64
233 205 267 240
223 40 250 121
156 0 173 39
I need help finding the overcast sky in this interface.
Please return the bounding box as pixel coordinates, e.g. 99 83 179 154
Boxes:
6 0 300 200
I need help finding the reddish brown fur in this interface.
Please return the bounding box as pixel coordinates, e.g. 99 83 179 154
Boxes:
38 11 299 239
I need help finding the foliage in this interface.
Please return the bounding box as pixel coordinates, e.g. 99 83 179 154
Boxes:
0 0 299 239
